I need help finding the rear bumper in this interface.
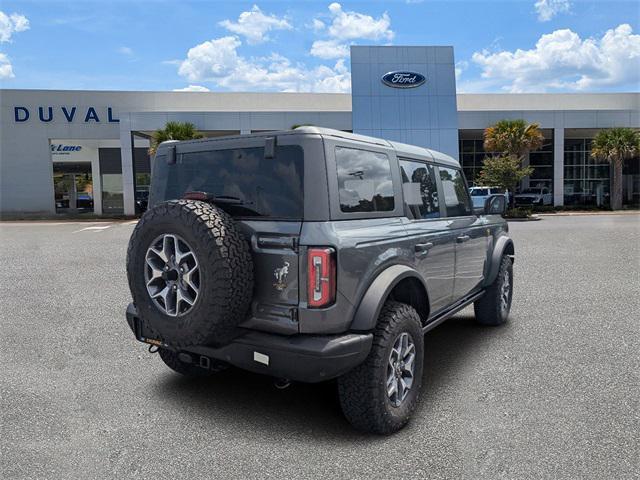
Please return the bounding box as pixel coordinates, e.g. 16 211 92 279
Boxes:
125 303 372 383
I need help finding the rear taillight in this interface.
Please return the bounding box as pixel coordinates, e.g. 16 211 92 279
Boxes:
307 247 336 308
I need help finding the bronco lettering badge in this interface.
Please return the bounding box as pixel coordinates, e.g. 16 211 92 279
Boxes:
273 261 290 291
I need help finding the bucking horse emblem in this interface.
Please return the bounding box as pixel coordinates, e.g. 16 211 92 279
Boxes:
273 261 290 291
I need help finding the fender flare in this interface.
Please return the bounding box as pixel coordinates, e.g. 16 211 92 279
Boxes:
350 265 428 332
484 236 515 287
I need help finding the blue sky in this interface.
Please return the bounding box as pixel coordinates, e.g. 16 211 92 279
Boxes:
0 0 638 93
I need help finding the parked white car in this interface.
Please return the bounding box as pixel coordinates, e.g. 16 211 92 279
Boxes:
469 186 509 209
515 187 553 206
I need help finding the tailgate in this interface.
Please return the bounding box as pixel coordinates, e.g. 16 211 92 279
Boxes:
236 220 302 335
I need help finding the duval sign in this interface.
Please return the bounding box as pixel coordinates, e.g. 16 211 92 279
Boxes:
14 106 119 123
381 71 426 88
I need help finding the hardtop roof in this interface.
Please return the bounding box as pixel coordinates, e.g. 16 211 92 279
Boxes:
157 126 460 167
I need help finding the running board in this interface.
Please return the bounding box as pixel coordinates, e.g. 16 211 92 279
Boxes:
423 290 485 333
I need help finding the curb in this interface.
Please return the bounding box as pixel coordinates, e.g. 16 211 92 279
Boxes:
536 211 639 217
506 216 542 222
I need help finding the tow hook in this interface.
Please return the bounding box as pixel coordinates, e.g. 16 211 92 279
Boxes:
274 378 291 390
148 344 159 354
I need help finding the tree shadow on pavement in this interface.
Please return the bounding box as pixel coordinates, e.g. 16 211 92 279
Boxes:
152 314 500 440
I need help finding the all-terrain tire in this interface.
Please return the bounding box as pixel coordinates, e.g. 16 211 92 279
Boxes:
127 199 253 348
337 301 424 434
158 348 226 377
474 255 513 326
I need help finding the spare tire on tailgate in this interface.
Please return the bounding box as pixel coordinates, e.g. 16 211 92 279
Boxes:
126 199 253 347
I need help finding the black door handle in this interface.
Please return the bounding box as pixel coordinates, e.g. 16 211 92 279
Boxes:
456 235 471 243
415 242 434 252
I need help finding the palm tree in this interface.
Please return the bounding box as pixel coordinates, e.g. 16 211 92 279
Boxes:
483 119 545 159
590 128 640 210
149 121 203 156
480 119 544 208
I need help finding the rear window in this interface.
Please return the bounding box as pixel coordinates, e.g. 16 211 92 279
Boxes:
336 146 394 213
150 145 304 219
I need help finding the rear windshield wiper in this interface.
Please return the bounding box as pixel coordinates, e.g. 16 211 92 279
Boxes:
183 191 252 205
183 191 263 216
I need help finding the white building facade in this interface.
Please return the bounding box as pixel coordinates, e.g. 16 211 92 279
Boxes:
1 46 638 216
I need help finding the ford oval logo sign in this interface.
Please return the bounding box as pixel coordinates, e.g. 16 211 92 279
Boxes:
381 71 426 88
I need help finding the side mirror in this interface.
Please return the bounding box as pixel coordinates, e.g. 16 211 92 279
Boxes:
484 194 507 215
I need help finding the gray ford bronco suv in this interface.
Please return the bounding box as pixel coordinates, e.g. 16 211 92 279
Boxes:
125 127 514 434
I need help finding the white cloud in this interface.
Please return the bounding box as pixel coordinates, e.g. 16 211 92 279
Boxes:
325 3 393 41
118 46 134 56
0 11 29 43
173 85 211 92
311 19 325 32
534 0 571 22
308 3 393 60
471 24 640 92
0 52 14 78
310 39 349 60
177 36 350 93
219 5 291 45
177 3 396 92
178 36 243 81
455 60 468 81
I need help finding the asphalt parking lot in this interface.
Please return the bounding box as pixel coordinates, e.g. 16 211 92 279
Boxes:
1 214 639 479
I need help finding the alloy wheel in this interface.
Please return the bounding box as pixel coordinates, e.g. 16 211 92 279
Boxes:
500 268 511 316
387 332 416 407
145 234 200 317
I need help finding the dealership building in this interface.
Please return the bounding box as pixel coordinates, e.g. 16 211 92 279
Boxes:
1 46 638 216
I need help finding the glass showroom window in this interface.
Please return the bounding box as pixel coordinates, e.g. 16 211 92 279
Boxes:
134 148 151 213
460 135 554 191
99 148 124 214
528 137 554 190
564 139 610 206
459 139 497 185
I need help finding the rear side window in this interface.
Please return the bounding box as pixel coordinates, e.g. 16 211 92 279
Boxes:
150 145 304 219
335 146 395 213
399 159 440 219
439 166 472 217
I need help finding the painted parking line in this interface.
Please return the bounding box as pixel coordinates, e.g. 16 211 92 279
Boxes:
1 222 95 226
72 225 112 233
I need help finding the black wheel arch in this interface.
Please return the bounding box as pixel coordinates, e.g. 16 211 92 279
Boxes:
349 265 430 332
484 235 515 287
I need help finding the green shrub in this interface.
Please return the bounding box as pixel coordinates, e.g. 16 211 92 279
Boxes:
504 207 532 219
531 205 556 213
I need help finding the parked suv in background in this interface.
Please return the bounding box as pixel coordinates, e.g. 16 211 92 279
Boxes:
515 187 552 206
469 186 509 209
125 127 515 434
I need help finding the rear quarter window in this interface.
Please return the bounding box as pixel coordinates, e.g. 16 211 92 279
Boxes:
335 146 395 213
